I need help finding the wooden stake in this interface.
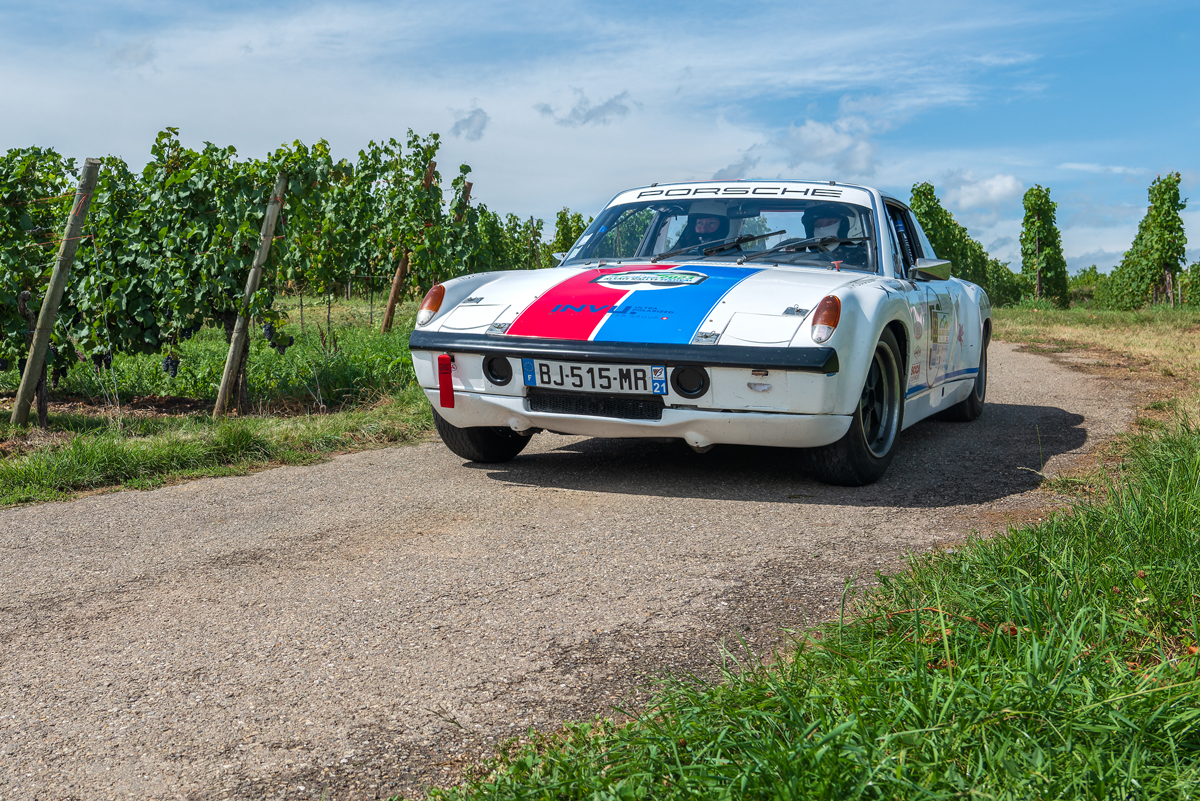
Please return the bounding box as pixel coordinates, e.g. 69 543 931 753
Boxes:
11 158 100 427
380 252 409 334
213 171 288 419
381 161 436 334
455 182 472 223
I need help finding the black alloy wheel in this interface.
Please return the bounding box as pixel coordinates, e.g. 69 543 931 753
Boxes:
806 328 904 486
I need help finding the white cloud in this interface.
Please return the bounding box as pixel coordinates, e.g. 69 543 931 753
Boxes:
944 172 1024 210
1059 162 1147 175
450 107 490 142
776 118 876 177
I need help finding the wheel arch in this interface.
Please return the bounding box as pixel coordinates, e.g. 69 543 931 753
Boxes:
884 318 909 378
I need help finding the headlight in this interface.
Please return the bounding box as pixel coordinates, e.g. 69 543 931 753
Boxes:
810 295 841 344
416 284 445 326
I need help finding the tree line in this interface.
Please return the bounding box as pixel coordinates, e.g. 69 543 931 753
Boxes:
910 173 1193 309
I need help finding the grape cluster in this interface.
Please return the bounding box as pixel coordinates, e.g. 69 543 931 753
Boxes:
51 366 67 389
161 355 180 378
0 358 8 372
178 322 202 341
262 323 294 356
92 353 113 371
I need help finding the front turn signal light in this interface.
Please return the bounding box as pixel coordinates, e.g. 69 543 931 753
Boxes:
417 284 445 327
811 295 841 344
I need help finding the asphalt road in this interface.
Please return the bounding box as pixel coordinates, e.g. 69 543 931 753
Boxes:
0 343 1138 800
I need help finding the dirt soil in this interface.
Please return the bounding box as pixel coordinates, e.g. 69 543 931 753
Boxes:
0 343 1150 800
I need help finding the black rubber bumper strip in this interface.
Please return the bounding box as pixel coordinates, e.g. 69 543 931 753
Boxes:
409 330 839 374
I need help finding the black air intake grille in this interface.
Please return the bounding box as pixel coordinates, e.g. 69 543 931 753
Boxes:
527 389 664 420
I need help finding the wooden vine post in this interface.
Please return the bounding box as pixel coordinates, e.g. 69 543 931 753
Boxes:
381 161 436 334
213 171 288 419
11 158 100 427
456 182 472 223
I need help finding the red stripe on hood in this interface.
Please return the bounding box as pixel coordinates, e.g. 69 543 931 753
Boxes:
505 267 672 340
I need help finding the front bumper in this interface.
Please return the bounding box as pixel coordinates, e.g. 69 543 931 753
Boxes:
408 330 840 373
424 388 852 449
410 332 855 449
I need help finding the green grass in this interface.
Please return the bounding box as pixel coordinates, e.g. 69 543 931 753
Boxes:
438 421 1200 800
992 305 1200 385
0 296 433 505
0 386 432 505
0 298 420 408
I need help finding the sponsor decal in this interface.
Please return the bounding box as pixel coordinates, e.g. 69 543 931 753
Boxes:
590 270 707 288
505 264 763 344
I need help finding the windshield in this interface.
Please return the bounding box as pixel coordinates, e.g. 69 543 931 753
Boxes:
561 197 877 273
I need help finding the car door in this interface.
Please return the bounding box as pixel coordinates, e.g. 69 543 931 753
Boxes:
906 212 971 385
886 201 963 394
884 202 932 398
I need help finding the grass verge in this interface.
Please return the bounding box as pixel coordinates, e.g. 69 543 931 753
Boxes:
992 305 1200 384
0 386 432 506
438 420 1200 799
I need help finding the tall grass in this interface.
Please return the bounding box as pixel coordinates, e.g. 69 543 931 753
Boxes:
440 422 1200 800
0 387 432 505
0 300 419 407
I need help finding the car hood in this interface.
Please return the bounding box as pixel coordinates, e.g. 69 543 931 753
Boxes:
429 263 880 346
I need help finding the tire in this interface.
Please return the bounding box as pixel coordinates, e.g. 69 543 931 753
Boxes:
432 408 531 463
939 328 989 422
807 328 904 486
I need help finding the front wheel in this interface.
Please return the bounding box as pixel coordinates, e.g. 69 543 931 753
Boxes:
806 328 904 486
433 408 531 463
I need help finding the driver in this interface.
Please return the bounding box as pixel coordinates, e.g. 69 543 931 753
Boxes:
802 203 852 241
671 202 731 251
800 203 868 269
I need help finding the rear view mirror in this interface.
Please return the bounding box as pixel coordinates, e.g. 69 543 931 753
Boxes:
913 258 952 281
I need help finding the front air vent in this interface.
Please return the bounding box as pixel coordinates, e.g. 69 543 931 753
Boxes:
527 389 664 420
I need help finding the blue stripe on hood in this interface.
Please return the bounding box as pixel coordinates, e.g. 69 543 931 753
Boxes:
592 265 762 344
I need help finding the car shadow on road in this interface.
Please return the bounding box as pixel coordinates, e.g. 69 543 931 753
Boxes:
470 402 1087 509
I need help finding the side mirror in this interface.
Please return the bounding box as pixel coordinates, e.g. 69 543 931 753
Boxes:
913 258 952 281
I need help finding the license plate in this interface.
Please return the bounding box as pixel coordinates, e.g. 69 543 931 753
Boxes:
522 359 667 395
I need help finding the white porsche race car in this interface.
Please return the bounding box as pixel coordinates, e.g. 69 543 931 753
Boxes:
409 180 991 485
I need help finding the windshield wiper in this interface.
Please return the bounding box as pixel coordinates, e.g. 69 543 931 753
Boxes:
701 229 786 256
737 236 869 263
648 229 786 263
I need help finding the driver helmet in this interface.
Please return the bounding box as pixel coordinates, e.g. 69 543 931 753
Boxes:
802 203 853 239
679 200 730 246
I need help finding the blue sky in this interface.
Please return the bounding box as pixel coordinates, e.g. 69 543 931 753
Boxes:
2 0 1197 272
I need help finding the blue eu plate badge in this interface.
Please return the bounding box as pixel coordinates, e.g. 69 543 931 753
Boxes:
651 365 667 395
522 358 537 386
